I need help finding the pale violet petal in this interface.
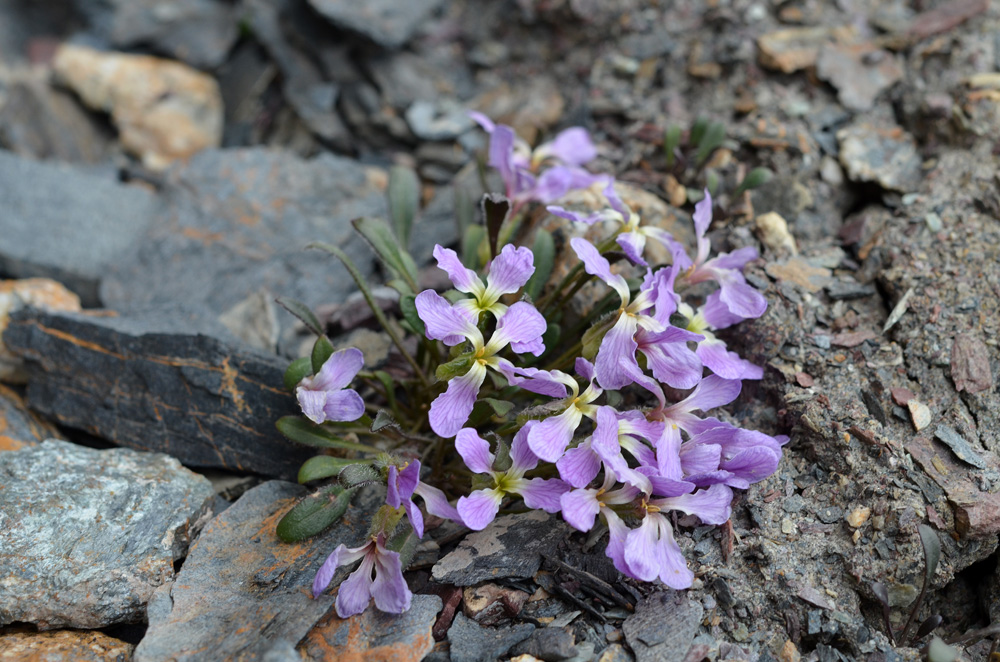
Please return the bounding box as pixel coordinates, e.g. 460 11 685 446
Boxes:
455 427 495 474
321 389 365 422
433 245 483 295
429 363 487 437
457 488 504 530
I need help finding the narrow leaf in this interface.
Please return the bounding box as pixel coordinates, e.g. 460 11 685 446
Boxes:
734 167 774 196
462 224 487 269
374 371 397 411
690 117 709 148
284 357 312 392
695 121 726 166
276 416 375 453
399 294 425 336
706 170 719 197
388 165 420 249
298 456 366 484
524 230 555 301
276 485 357 542
664 124 682 168
582 316 616 361
482 193 510 260
915 615 943 640
275 297 324 336
311 335 335 374
919 524 941 587
352 217 420 292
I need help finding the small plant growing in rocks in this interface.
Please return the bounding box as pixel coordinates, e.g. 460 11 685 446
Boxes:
274 115 785 618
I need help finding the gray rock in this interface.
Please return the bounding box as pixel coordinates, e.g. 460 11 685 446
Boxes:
0 440 216 629
78 0 239 69
99 148 386 342
837 121 922 192
0 383 61 451
816 43 903 112
432 511 569 586
447 612 536 662
3 306 311 479
298 594 441 661
406 99 475 141
135 481 379 662
510 628 578 661
307 0 447 49
0 151 158 306
623 592 703 662
934 425 987 469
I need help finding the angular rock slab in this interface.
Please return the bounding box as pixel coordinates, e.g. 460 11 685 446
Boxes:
447 612 535 662
623 592 703 662
0 151 158 307
307 0 447 49
0 440 215 629
3 306 310 479
298 594 442 661
431 511 569 586
0 629 133 661
1 278 82 383
135 481 379 662
100 148 387 342
0 384 61 451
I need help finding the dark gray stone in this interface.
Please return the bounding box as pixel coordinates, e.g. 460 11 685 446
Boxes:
825 278 877 301
0 150 158 306
782 494 806 514
817 506 845 524
0 383 61 451
837 121 922 192
510 628 578 661
447 612 535 662
99 148 385 341
0 440 215 629
934 425 988 469
623 592 703 662
307 0 447 49
77 0 239 69
406 99 475 141
3 306 311 479
431 511 569 586
134 481 380 662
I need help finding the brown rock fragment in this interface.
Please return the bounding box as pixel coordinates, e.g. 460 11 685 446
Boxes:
951 334 993 394
0 279 82 383
462 583 529 625
757 27 831 73
907 0 988 40
891 387 915 406
816 43 903 111
0 629 132 661
52 44 223 170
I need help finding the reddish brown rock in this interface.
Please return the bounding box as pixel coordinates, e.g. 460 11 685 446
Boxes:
951 334 993 394
0 629 133 662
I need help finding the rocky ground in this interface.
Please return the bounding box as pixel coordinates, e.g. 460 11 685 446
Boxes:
1 0 999 661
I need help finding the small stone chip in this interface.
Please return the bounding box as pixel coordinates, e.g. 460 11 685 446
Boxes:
934 425 987 469
781 519 796 534
846 506 871 528
908 400 932 431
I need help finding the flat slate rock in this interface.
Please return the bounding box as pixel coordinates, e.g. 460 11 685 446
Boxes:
134 481 380 662
0 440 215 629
100 148 387 344
623 592 704 662
431 511 569 586
3 306 310 479
0 150 158 306
0 384 61 451
298 594 441 661
307 0 447 49
447 612 536 662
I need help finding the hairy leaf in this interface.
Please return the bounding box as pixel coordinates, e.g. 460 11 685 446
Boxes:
352 216 420 292
276 416 373 453
298 455 366 483
284 357 312 392
275 297 324 336
276 485 357 542
311 335 335 374
388 165 420 249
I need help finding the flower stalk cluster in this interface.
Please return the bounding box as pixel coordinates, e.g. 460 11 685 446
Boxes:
277 115 785 619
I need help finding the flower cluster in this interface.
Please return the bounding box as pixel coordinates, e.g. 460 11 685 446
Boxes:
287 116 785 618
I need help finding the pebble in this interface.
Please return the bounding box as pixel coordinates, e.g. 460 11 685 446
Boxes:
755 212 798 256
52 44 223 170
846 507 871 528
757 27 833 73
781 519 796 534
837 121 922 192
783 494 806 514
908 399 932 431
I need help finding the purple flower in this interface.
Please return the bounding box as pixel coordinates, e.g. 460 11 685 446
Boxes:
560 471 639 576
417 291 546 437
676 190 767 321
681 425 783 489
433 243 535 319
312 533 411 617
455 422 569 530
623 484 733 589
549 181 687 267
296 348 365 425
680 292 763 380
387 460 464 537
469 112 607 211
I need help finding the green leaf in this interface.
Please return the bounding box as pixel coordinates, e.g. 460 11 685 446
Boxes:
664 124 682 168
582 315 617 361
298 455 366 483
351 217 420 292
462 224 487 269
436 354 473 381
481 193 510 260
492 437 512 472
374 370 397 411
524 230 555 301
399 294 425 336
542 323 561 356
919 524 941 587
388 165 420 249
695 121 727 166
311 335 335 374
387 278 413 297
339 463 381 489
483 398 514 417
734 167 774 196
454 186 477 236
276 485 357 542
385 527 420 567
371 409 397 432
275 297 324 336
690 117 709 147
706 170 719 197
276 416 375 453
284 357 312 392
